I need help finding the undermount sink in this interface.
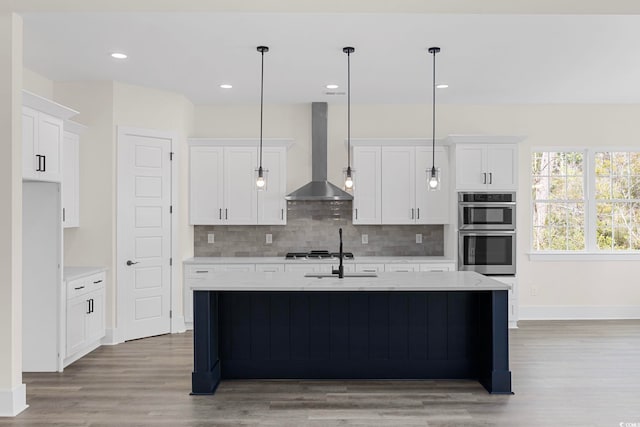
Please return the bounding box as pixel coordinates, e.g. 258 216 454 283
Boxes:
304 273 378 278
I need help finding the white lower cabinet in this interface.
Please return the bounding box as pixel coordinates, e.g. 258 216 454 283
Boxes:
490 276 518 328
64 270 106 367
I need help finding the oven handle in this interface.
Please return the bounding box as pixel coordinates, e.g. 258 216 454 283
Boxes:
459 230 516 236
458 202 516 207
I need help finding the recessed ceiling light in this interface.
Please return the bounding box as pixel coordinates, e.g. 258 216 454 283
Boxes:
326 84 339 89
220 84 233 89
436 84 449 89
111 52 128 59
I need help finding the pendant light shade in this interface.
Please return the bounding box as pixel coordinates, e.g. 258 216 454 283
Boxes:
427 46 441 191
343 47 355 191
256 45 269 190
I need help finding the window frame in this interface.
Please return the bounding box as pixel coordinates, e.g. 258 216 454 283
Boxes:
530 146 640 259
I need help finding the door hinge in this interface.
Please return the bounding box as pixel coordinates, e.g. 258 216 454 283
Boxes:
169 205 173 214
169 257 173 266
169 152 174 161
170 310 173 319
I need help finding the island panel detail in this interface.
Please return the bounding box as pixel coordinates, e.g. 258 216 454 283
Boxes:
192 289 511 395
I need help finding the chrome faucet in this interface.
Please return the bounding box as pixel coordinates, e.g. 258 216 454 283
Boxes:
332 228 344 279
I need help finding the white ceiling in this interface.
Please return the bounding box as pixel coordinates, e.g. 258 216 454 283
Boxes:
21 12 640 105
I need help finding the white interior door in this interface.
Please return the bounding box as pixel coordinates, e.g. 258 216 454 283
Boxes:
117 128 173 341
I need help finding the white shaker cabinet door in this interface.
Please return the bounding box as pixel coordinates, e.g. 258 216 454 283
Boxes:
381 146 415 224
224 147 258 225
486 144 517 190
66 296 88 356
258 147 287 225
22 106 39 180
456 144 487 190
190 146 224 224
415 146 450 224
352 146 381 224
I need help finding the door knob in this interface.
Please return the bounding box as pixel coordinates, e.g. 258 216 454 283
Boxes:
126 260 139 266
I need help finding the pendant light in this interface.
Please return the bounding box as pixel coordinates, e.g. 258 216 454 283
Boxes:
343 46 355 191
255 45 269 190
427 46 441 191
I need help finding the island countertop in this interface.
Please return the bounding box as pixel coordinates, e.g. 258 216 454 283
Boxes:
190 270 508 292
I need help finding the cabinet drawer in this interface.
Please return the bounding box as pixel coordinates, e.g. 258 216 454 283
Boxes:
385 263 419 272
66 272 105 300
419 263 455 272
185 265 217 278
355 263 385 273
255 264 285 273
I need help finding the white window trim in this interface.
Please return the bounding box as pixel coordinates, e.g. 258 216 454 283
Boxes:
530 147 640 257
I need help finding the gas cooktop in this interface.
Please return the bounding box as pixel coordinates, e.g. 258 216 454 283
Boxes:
285 250 354 260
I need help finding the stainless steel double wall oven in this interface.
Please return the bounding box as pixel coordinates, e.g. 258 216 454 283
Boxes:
458 192 516 275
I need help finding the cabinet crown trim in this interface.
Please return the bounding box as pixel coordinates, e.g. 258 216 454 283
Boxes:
64 120 88 135
23 90 79 120
446 134 526 144
349 138 447 147
189 138 294 149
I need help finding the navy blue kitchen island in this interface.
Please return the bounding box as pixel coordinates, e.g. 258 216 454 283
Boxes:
191 271 512 395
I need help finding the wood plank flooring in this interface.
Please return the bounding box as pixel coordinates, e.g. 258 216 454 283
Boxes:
1 320 639 426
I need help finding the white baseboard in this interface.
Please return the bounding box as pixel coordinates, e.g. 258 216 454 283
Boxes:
519 305 640 320
172 315 186 334
0 384 28 417
101 328 123 346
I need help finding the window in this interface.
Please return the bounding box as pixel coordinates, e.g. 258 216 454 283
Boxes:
531 149 640 253
595 152 640 250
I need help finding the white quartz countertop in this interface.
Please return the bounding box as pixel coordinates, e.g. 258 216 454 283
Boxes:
63 266 107 282
189 271 508 292
184 256 455 265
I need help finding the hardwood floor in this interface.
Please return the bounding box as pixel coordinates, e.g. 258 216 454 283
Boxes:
2 320 639 426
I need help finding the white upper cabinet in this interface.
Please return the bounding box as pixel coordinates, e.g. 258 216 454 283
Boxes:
452 136 522 191
258 146 287 225
351 140 450 225
189 139 291 225
22 91 78 183
352 146 382 224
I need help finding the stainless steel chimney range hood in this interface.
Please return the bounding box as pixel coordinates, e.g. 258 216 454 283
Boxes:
285 102 353 201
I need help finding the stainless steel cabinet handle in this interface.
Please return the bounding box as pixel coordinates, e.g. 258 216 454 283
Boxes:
126 260 139 266
489 172 493 184
417 208 420 220
225 208 228 220
74 285 85 290
195 270 208 273
411 208 415 219
219 208 222 220
362 269 376 272
355 208 358 219
482 172 487 184
93 280 103 284
281 209 284 220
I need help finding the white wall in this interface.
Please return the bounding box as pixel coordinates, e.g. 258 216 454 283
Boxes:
0 12 26 416
23 68 53 99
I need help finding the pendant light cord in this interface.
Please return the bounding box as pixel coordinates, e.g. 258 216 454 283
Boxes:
259 48 265 169
431 48 436 171
347 49 351 170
